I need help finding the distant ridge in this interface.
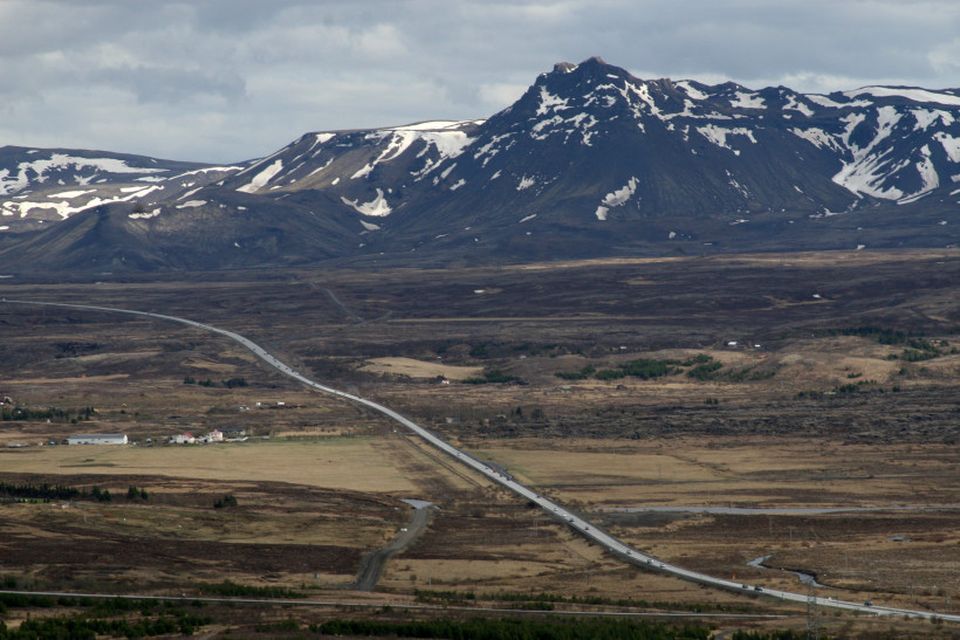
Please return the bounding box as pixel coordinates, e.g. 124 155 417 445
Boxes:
1 57 959 272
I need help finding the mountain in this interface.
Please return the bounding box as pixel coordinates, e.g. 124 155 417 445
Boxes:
2 56 959 272
218 120 483 219
370 57 960 257
0 146 248 235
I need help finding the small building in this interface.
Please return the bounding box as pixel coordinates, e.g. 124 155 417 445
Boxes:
67 433 128 446
169 433 196 445
197 430 223 444
221 427 246 439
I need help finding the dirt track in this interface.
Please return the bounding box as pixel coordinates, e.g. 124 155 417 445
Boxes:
348 500 433 591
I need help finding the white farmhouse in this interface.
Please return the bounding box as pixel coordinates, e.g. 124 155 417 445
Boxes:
67 433 128 446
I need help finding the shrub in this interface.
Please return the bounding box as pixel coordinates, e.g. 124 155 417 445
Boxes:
687 361 723 380
555 365 596 380
463 369 523 384
213 494 238 509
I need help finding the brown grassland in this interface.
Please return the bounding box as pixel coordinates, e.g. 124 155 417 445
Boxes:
2 249 960 637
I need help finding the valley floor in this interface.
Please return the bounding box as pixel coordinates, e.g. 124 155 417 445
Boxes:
2 249 960 638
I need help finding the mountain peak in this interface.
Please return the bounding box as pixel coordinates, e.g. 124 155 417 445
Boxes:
550 56 619 78
580 55 608 66
4 57 960 273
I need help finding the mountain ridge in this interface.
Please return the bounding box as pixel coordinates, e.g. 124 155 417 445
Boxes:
1 57 959 272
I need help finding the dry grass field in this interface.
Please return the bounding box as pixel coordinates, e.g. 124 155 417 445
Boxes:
3 250 960 637
0 439 422 494
468 436 960 612
359 356 483 381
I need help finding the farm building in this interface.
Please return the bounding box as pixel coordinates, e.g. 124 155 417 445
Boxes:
67 433 128 446
221 427 246 439
197 430 223 444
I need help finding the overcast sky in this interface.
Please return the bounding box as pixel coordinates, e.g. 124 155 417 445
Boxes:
3 0 959 163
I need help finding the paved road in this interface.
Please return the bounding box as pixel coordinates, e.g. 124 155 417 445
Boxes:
349 499 433 591
4 298 958 624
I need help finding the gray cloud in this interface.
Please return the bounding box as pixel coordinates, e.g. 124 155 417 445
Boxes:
1 0 958 162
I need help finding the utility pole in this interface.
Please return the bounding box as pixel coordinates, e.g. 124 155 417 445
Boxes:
806 582 820 640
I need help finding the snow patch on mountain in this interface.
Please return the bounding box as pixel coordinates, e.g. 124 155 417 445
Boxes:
846 86 960 107
696 125 757 155
351 162 375 180
934 132 960 162
415 130 475 159
676 81 708 101
783 95 814 116
177 187 202 201
898 144 940 204
832 107 909 200
129 207 162 220
536 87 570 115
804 94 847 109
341 188 392 217
389 120 482 131
725 170 751 198
730 92 765 109
912 108 955 130
1 184 163 220
0 154 166 196
346 124 476 182
472 133 515 167
530 110 599 145
306 158 334 178
517 176 536 191
170 166 243 180
48 189 96 199
595 177 638 220
237 159 283 193
789 127 841 151
438 163 457 181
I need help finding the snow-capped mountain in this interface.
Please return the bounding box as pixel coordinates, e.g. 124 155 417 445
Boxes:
217 120 482 223
2 57 959 272
0 146 241 233
377 58 960 241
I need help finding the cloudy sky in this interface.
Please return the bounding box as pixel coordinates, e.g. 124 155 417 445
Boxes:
3 0 959 163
